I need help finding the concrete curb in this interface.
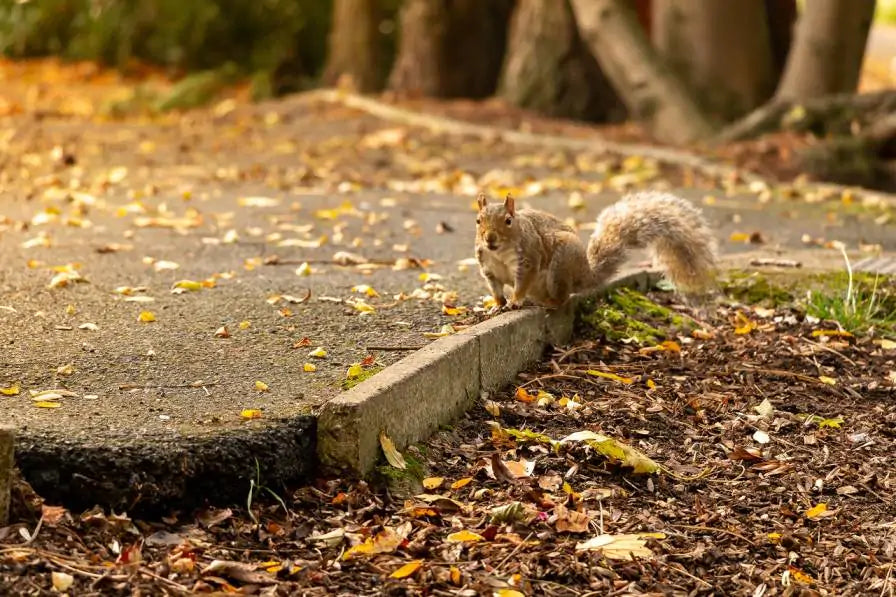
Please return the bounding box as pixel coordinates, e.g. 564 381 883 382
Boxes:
316 269 662 477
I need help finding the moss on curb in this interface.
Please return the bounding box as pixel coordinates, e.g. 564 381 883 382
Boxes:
578 288 692 344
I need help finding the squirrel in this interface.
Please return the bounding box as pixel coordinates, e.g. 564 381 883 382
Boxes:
474 191 717 311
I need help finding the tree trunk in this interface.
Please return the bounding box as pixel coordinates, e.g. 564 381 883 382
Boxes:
569 0 714 144
322 0 385 93
776 0 876 101
499 0 625 122
764 0 797 80
653 0 775 122
388 0 512 98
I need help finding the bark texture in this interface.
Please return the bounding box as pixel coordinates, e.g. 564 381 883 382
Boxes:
322 0 385 92
569 0 714 144
499 0 625 122
388 0 512 98
653 0 775 121
776 0 875 101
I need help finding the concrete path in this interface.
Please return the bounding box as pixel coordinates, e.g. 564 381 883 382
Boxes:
2 94 894 511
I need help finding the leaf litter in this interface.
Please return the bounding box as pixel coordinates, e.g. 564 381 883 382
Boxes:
3 288 895 595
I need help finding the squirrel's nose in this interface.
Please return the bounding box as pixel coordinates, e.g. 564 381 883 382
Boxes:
485 232 498 247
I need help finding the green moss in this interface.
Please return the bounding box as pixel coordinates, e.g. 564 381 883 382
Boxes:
718 270 795 307
374 450 426 498
578 288 692 344
341 366 383 390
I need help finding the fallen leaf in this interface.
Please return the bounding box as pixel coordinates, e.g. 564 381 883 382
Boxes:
380 431 407 469
554 503 591 533
51 572 74 591
446 530 484 543
255 381 269 392
239 320 251 330
788 565 815 585
33 401 62 409
171 279 202 293
56 364 75 376
585 370 634 384
295 262 312 276
560 431 659 474
422 477 444 490
303 363 317 372
347 363 363 379
733 311 757 335
342 526 407 559
308 347 327 358
515 387 535 402
752 429 771 444
137 311 156 323
451 477 473 490
214 326 230 338
754 398 774 418
484 400 501 416
818 376 837 386
876 339 896 350
0 385 20 396
805 503 829 520
389 560 423 579
575 532 664 560
241 409 262 420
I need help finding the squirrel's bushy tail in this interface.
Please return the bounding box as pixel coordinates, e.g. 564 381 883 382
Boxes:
586 192 717 291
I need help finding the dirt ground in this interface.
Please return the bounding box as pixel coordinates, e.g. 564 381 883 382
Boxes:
2 272 894 596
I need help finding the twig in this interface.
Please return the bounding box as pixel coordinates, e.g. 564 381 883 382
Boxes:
496 532 534 569
749 258 802 268
667 523 755 546
658 560 714 588
881 561 893 597
800 337 857 366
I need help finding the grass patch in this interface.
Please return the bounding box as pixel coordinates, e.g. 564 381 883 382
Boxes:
805 269 896 337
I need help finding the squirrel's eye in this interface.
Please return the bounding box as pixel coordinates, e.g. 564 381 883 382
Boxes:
504 216 512 226
475 217 480 225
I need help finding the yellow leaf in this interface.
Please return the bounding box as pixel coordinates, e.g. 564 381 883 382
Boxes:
442 305 467 316
805 503 828 520
347 363 363 379
308 347 327 358
496 590 525 597
876 339 896 350
171 279 202 292
450 566 462 585
419 272 442 282
239 320 251 330
818 376 837 386
639 340 681 355
733 311 757 335
446 530 484 543
351 284 379 298
560 431 660 474
241 409 262 419
812 329 853 338
56 364 75 376
422 477 444 490
767 532 782 543
585 370 634 384
34 401 62 409
303 363 317 372
295 262 312 276
379 431 407 469
342 527 405 560
255 381 269 392
353 301 376 313
451 477 473 490
788 566 814 585
1 385 20 396
137 311 156 323
646 379 657 389
729 232 750 243
389 560 423 579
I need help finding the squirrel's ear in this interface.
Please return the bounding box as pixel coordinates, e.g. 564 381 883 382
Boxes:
503 193 516 217
476 193 488 210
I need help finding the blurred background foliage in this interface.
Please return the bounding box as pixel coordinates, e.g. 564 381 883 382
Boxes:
0 0 370 94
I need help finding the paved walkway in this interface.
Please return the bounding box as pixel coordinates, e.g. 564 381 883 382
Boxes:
1 91 894 510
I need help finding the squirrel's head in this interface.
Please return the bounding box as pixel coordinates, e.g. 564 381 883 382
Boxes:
476 193 517 251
